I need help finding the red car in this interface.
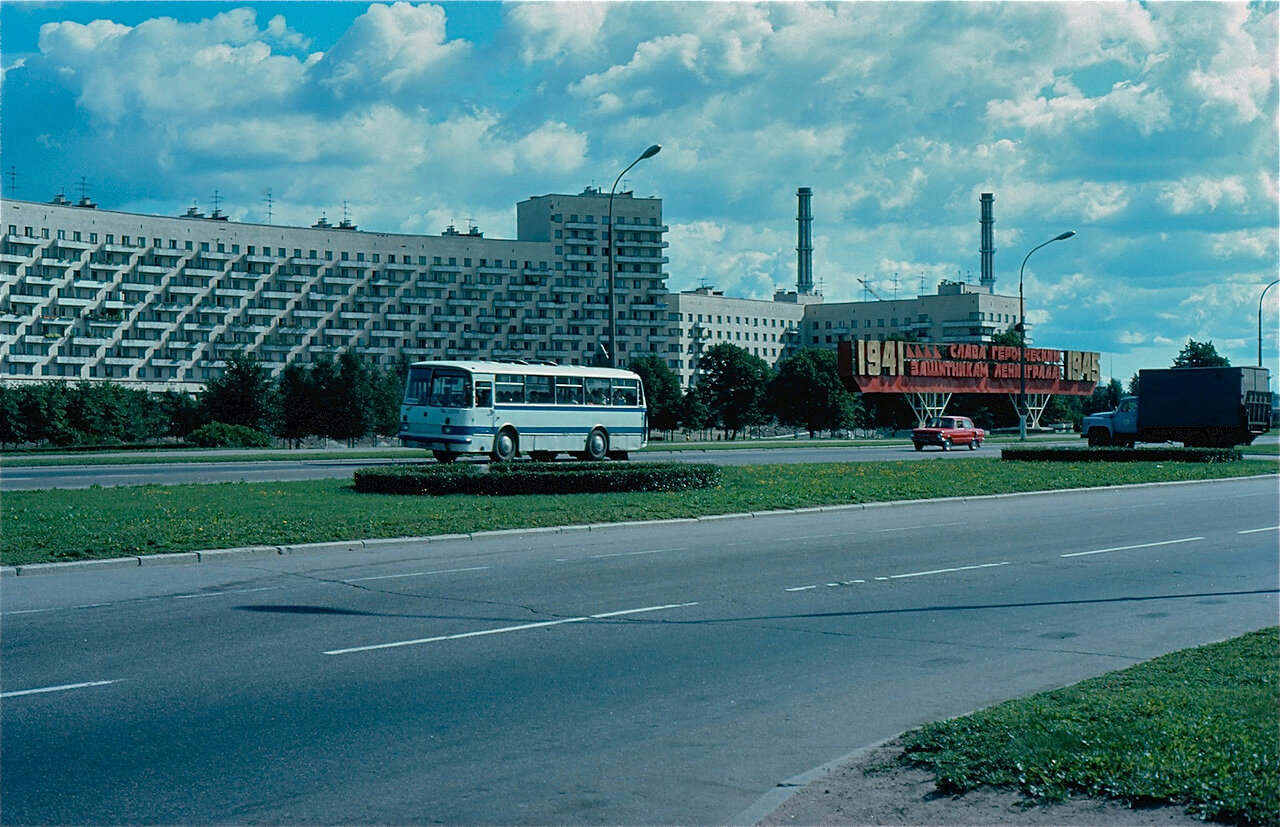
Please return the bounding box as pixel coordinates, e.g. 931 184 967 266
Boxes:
912 416 985 451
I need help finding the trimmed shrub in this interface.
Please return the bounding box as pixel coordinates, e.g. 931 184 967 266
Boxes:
186 422 274 449
1001 446 1242 463
354 461 721 496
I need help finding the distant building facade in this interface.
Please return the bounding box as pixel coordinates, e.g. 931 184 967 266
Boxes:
669 281 1023 387
0 189 669 391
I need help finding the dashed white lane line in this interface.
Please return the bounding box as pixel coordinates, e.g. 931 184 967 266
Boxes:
323 601 699 656
1239 526 1279 534
343 566 491 583
1061 537 1205 558
554 547 687 562
787 563 1006 592
2 680 117 699
174 586 283 600
887 561 1010 579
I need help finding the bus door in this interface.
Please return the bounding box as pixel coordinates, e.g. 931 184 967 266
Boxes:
473 376 496 434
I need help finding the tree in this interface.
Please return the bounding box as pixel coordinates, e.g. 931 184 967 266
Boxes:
693 343 772 439
0 384 26 448
767 348 864 437
201 350 272 430
989 327 1023 348
1127 373 1141 396
629 355 681 435
679 385 714 437
273 361 317 448
1172 339 1229 368
1085 378 1124 413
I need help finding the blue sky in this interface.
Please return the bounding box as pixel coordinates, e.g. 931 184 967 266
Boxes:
2 1 1277 383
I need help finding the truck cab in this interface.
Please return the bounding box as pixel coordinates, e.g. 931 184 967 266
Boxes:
1083 397 1138 447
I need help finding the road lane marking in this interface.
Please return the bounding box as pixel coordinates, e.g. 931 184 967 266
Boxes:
872 522 967 534
174 586 283 599
1238 526 1279 534
2 680 117 699
1061 537 1204 558
785 585 817 592
323 602 699 656
343 566 491 583
554 547 686 562
888 562 1010 579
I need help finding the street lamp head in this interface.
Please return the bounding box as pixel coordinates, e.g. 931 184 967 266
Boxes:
640 144 662 160
1054 230 1076 241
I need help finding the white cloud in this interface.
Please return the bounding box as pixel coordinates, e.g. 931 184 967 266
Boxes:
507 2 608 64
313 2 470 98
1158 176 1250 215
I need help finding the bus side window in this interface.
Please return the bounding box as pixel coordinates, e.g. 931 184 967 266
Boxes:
475 381 493 408
526 376 554 405
585 377 610 405
613 380 639 406
556 378 583 405
496 374 523 404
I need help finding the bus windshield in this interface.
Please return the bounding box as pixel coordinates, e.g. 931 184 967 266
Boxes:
427 369 471 409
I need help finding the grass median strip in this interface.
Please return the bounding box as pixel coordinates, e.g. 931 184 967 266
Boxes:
2 458 1274 567
901 627 1279 825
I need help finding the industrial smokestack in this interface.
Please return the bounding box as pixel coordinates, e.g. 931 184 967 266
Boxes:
979 192 995 290
796 187 814 294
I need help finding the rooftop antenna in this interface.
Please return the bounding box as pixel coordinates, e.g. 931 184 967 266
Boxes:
893 272 899 300
265 189 274 225
6 166 16 199
76 176 96 208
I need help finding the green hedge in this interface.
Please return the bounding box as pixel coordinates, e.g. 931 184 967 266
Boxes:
185 422 274 449
1001 446 1242 463
353 461 721 496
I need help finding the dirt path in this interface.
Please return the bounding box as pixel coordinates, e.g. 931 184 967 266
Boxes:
759 738 1205 826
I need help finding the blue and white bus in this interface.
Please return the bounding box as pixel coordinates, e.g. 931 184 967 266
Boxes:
399 360 647 462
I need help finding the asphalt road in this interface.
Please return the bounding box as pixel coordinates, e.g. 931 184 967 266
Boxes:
1 441 1059 491
3 477 1276 825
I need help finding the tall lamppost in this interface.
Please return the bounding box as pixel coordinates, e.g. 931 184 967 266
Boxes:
606 144 661 367
1260 279 1279 366
1018 230 1076 440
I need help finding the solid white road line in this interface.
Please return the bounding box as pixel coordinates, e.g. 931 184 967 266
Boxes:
2 680 117 699
343 566 491 583
1061 537 1205 558
323 602 699 656
1238 526 1279 534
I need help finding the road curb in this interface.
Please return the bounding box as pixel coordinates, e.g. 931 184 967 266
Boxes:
6 474 1273 576
724 736 899 826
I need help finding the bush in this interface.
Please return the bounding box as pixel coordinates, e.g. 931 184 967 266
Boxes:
186 422 274 449
1001 446 1242 463
353 461 721 496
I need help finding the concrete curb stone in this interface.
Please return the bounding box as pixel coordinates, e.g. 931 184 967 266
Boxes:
194 546 282 561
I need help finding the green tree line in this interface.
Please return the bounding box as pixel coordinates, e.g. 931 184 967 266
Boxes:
4 339 1223 449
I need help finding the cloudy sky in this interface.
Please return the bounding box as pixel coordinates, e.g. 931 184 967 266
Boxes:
2 1 1276 382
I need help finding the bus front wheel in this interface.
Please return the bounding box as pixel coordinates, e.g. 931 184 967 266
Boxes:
583 428 608 461
491 428 518 462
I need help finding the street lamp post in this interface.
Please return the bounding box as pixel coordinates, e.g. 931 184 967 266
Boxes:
1018 230 1076 441
606 144 661 368
1260 279 1279 367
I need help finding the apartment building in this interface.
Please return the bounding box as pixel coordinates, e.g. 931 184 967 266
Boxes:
0 189 670 391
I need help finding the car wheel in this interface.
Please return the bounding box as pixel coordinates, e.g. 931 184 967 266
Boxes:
941 438 952 451
913 443 923 452
968 439 979 450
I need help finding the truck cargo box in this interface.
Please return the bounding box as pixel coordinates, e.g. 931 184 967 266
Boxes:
1137 367 1270 431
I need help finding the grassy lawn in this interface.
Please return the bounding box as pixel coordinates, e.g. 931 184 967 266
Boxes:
903 627 1279 825
3 458 1273 566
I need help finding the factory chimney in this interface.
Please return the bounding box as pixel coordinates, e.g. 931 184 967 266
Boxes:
796 187 814 294
979 192 996 291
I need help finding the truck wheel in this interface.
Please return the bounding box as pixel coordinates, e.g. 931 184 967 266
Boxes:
1087 429 1110 447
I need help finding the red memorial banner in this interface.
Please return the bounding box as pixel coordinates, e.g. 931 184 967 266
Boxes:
837 340 1100 395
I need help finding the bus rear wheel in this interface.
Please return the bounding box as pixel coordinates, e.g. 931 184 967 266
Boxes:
583 428 608 461
491 428 518 462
